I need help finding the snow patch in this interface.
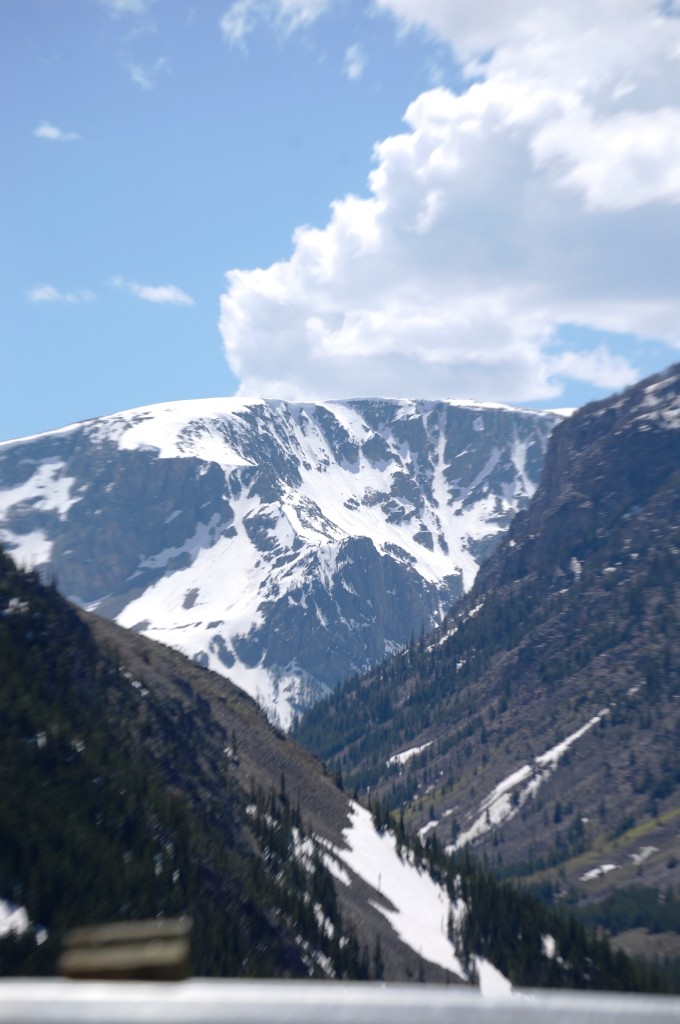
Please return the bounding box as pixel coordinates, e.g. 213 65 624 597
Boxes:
0 528 53 569
387 741 433 768
336 802 467 979
0 460 81 520
630 846 658 866
451 711 608 851
474 956 514 997
580 864 618 882
0 899 30 939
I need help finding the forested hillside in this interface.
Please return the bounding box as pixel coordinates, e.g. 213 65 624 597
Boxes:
294 365 680 967
0 547 668 990
0 548 380 978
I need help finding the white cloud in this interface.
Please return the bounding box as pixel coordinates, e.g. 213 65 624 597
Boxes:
344 43 365 81
27 285 94 303
33 122 80 142
546 347 639 390
128 57 169 89
375 0 670 71
219 0 330 45
129 64 153 89
219 0 257 44
219 1 680 403
113 277 195 305
532 106 680 210
98 0 152 14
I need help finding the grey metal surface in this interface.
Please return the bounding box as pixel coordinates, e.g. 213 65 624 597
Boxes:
0 980 679 1024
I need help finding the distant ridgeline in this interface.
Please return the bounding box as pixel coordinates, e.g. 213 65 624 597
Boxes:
294 364 680 980
0 547 671 990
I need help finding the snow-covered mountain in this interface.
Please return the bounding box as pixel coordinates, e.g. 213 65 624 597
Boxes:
0 397 558 725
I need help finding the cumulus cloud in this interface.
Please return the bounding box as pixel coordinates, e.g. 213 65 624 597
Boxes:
532 107 680 210
113 277 195 305
344 43 365 81
219 0 330 45
219 0 680 403
27 285 94 303
33 122 80 142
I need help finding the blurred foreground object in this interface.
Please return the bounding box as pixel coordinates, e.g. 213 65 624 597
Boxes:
1 980 680 1023
58 918 192 981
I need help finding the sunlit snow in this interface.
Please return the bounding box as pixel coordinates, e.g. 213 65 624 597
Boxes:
336 802 466 978
0 899 30 939
0 528 54 569
450 710 609 851
0 460 82 568
315 802 515 994
2 397 555 725
0 460 81 520
630 846 658 866
474 956 514 997
386 741 433 767
580 864 618 882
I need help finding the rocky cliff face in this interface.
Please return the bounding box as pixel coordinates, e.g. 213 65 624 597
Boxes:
0 397 557 725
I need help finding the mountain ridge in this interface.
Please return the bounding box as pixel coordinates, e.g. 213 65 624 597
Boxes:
0 396 557 726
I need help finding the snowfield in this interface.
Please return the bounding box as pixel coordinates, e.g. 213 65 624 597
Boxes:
338 802 466 979
309 801 514 993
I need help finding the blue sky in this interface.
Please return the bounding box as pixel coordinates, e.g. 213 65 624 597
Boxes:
3 0 680 441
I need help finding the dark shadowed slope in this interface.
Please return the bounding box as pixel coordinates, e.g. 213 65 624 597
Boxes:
0 548 452 982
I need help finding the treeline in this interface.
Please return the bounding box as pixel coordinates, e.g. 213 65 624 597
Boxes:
574 885 680 937
246 785 372 979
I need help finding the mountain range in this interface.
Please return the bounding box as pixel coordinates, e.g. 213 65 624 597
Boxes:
3 364 680 983
0 398 557 727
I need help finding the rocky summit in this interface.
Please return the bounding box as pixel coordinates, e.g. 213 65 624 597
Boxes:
0 397 557 726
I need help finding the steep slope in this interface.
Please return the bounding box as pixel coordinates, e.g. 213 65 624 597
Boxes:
0 550 660 991
295 365 680 921
0 398 556 726
0 547 458 982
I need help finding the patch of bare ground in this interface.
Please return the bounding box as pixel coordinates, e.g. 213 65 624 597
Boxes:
83 610 350 843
